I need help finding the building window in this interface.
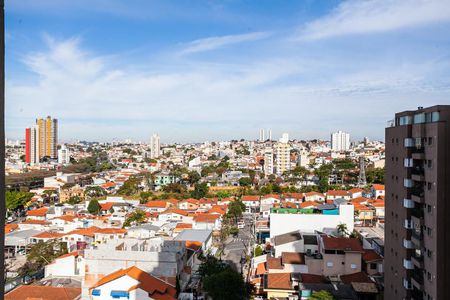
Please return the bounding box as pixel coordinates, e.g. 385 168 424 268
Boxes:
428 205 432 213
370 263 377 270
428 182 432 190
428 160 433 168
326 262 333 267
428 137 433 145
350 264 357 269
427 249 432 258
427 272 432 281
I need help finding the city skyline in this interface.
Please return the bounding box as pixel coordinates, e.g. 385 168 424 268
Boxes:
6 0 450 142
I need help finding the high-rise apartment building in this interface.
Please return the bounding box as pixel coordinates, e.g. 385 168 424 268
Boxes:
259 129 265 142
58 145 71 165
275 133 290 175
264 147 274 176
150 134 161 159
385 105 450 300
25 116 58 164
331 130 350 151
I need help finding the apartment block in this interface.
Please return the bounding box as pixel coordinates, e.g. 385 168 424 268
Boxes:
385 105 450 300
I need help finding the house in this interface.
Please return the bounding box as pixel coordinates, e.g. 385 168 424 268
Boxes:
178 198 199 210
89 266 176 300
142 201 169 213
369 199 385 219
283 193 304 203
158 208 192 223
371 184 385 199
26 207 49 221
94 228 127 244
174 229 213 252
348 188 364 199
241 195 261 213
5 285 81 300
326 190 351 200
362 249 384 276
193 213 221 230
173 223 193 235
272 230 318 257
63 227 100 251
304 192 325 202
318 236 364 276
30 231 64 244
45 251 85 278
263 273 296 299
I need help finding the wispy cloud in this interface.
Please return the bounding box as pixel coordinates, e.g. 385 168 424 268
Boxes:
179 31 271 55
299 0 450 40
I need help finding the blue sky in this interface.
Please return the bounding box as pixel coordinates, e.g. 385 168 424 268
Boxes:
6 0 450 143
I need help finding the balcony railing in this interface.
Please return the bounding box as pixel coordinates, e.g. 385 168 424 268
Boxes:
404 178 414 188
411 207 424 219
404 199 415 209
403 278 413 290
404 219 413 229
403 259 414 270
412 270 424 285
403 239 414 249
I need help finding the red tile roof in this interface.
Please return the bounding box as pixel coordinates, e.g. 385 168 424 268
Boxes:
281 252 305 265
322 237 364 252
241 195 260 201
5 224 18 234
327 190 349 197
144 201 168 208
266 257 283 270
185 240 202 251
91 266 176 300
5 285 81 300
340 272 372 284
363 249 383 262
33 232 64 239
300 201 319 209
161 208 189 216
27 207 49 217
193 213 220 223
266 273 293 290
372 184 385 191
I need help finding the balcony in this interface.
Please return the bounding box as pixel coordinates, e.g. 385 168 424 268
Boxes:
404 219 413 229
412 146 425 160
411 270 424 289
411 187 425 203
411 230 424 247
404 178 414 188
404 199 415 209
403 278 413 290
411 167 425 181
412 252 424 269
403 259 414 270
403 239 414 249
404 158 414 168
404 138 415 148
411 207 424 219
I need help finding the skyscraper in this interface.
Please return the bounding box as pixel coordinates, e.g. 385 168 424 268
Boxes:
275 133 290 175
25 116 58 164
267 129 272 141
259 129 265 142
331 130 350 151
264 147 274 176
385 105 450 300
150 134 161 159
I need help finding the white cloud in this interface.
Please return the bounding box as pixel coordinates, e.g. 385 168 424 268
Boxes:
299 0 450 40
179 31 271 54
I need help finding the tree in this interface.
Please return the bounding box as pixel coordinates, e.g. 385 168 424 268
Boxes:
163 183 187 194
203 268 253 300
85 186 107 198
19 239 67 276
336 223 349 237
88 199 101 215
197 255 227 279
6 191 34 211
239 177 252 187
117 177 141 196
139 191 153 204
67 196 82 205
254 245 264 257
123 209 147 227
191 183 209 199
311 290 334 300
366 167 385 184
227 200 245 224
188 171 201 184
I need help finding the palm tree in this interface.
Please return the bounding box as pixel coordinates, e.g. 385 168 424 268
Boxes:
336 223 348 237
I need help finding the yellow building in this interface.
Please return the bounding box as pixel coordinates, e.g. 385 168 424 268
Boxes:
36 116 58 159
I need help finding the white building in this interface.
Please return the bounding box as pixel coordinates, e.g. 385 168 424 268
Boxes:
331 130 350 151
275 133 290 175
270 203 354 237
264 147 274 176
259 129 265 142
150 134 161 159
58 145 71 165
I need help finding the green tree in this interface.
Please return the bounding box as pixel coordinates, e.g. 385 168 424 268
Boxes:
6 191 34 211
311 290 334 300
117 177 141 196
203 268 253 300
188 171 201 184
197 255 227 279
336 223 349 237
87 199 101 215
239 177 252 187
139 191 153 204
67 196 82 205
123 209 147 227
366 167 385 184
163 183 187 194
19 239 67 276
254 245 264 257
227 200 246 224
191 183 209 199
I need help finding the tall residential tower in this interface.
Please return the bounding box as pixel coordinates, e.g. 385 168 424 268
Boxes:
150 134 161 159
385 105 450 300
331 130 350 151
25 116 58 164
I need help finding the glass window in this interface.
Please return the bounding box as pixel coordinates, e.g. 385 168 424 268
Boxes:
399 116 412 125
414 113 426 124
432 112 440 122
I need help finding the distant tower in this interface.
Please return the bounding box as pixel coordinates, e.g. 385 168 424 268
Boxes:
259 129 265 142
150 134 161 159
268 129 272 141
357 156 367 187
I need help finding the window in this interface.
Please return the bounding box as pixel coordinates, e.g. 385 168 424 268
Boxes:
428 205 432 213
427 272 432 281
326 262 333 267
428 160 433 168
428 137 433 145
399 116 412 125
350 263 357 269
414 113 426 124
432 111 440 122
370 263 377 270
427 249 432 258
428 182 432 190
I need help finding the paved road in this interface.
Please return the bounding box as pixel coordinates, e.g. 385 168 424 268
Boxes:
222 215 255 273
